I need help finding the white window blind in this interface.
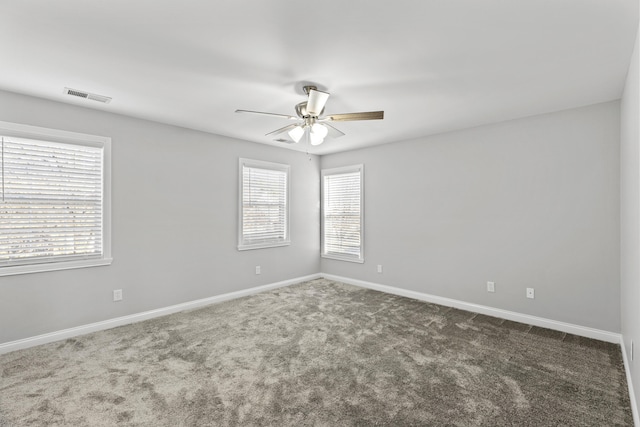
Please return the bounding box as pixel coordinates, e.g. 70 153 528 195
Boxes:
238 158 290 250
322 165 364 263
0 121 111 276
0 136 104 265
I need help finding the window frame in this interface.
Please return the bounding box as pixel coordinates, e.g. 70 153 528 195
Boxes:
321 164 364 263
238 158 290 251
0 121 112 277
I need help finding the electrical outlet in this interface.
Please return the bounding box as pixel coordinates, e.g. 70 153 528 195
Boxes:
377 265 383 273
255 266 261 275
487 281 495 293
113 289 123 302
526 288 535 299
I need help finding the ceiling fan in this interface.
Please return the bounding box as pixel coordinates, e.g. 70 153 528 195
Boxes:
235 85 384 146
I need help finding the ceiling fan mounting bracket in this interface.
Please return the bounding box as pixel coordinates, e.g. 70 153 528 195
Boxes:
302 85 317 95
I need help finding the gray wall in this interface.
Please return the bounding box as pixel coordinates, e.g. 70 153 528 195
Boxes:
0 90 320 344
621 27 640 417
0 89 625 344
321 101 621 332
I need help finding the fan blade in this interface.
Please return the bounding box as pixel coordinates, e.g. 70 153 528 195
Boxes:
235 109 297 120
325 111 384 122
306 89 330 116
323 123 345 139
265 123 300 137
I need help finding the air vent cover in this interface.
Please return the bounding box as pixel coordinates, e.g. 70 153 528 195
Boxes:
63 87 112 104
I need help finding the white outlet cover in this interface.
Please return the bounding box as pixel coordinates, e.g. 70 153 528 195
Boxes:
377 265 383 273
113 289 123 301
255 266 261 275
526 288 535 299
487 282 495 293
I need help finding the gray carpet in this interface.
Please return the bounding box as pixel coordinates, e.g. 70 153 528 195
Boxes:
0 278 633 426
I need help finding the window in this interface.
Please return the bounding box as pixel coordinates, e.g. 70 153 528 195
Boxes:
322 164 364 263
0 121 111 276
238 158 290 250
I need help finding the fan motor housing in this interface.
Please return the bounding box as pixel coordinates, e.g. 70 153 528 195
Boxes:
296 101 324 118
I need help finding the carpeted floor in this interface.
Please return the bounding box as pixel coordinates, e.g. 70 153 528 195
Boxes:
0 278 633 426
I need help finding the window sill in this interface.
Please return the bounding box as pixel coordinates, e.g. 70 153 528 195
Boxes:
238 241 291 251
321 254 365 264
0 258 113 277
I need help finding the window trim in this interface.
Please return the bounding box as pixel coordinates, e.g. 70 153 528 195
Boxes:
0 121 112 276
238 158 290 251
321 164 364 263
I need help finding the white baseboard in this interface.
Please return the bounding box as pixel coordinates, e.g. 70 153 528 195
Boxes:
0 273 321 355
322 274 621 344
621 339 640 426
0 271 622 350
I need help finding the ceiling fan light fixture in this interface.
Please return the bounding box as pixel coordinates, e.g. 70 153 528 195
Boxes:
288 125 304 143
306 89 330 116
311 123 328 138
310 123 328 146
310 133 324 146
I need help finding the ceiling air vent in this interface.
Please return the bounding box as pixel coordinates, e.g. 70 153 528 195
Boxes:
63 87 112 104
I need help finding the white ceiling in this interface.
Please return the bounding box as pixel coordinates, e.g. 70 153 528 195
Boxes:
0 1 638 155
